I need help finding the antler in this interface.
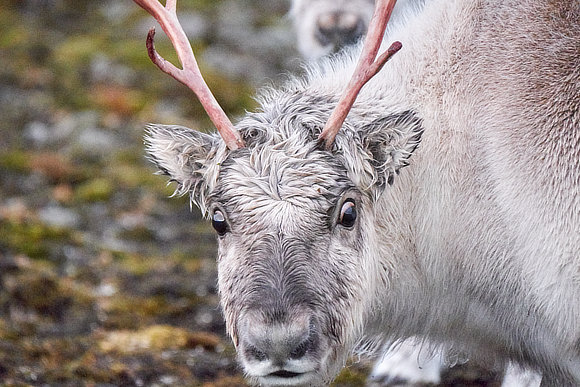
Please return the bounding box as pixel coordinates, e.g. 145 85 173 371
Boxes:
319 0 401 150
134 0 244 150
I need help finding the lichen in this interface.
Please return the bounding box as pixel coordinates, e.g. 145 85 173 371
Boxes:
98 325 221 354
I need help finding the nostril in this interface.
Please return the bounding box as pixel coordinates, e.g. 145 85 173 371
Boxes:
245 344 268 362
289 328 318 359
239 308 320 366
290 338 312 359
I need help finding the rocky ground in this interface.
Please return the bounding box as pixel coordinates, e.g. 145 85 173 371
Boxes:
0 1 499 386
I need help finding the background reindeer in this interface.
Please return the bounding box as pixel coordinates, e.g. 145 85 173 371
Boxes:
289 0 423 60
136 0 580 386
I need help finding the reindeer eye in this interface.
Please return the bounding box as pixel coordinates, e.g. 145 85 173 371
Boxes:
339 200 357 228
212 210 229 236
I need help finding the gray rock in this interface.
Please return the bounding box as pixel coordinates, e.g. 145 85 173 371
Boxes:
38 205 81 229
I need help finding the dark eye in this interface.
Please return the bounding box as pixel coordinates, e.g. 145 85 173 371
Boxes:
339 200 357 228
212 210 229 236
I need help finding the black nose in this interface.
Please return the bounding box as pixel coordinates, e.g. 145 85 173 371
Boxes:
239 308 319 366
315 11 366 49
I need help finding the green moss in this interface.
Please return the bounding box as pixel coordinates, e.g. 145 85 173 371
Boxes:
203 375 249 387
100 294 201 330
74 178 114 202
114 253 151 277
115 253 203 277
0 219 73 259
108 162 167 190
0 150 31 173
168 250 204 273
331 366 369 387
118 225 155 242
53 35 105 68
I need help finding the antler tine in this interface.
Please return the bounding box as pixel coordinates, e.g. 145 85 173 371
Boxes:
319 0 401 151
134 0 244 150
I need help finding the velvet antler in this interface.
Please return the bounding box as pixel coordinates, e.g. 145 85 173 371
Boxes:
319 0 401 150
134 0 244 150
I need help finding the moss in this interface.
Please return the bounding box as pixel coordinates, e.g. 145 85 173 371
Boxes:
100 293 201 329
67 351 118 383
115 253 202 277
169 250 204 273
0 151 31 173
52 35 104 69
0 219 73 259
0 151 82 184
108 162 171 192
202 375 249 387
4 269 94 323
11 274 71 317
0 8 30 49
331 366 369 387
331 359 373 387
118 225 155 242
74 178 114 202
48 35 102 109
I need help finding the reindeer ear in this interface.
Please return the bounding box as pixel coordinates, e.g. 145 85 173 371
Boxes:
144 124 220 200
361 110 423 187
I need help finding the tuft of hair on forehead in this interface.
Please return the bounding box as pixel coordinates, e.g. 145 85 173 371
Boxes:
235 84 423 199
233 102 377 197
212 138 354 213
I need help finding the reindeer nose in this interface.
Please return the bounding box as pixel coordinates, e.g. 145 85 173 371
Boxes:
315 11 366 49
239 308 319 366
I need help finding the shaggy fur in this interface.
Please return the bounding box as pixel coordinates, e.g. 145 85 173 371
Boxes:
145 0 579 385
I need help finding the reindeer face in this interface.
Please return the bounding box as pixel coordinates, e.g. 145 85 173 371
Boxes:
145 108 422 386
290 0 376 60
134 0 418 383
209 144 379 386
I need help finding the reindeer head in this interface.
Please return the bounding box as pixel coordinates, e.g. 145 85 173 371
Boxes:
145 102 422 385
134 0 421 385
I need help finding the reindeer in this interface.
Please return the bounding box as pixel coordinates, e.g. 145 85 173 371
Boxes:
289 0 423 61
133 0 580 385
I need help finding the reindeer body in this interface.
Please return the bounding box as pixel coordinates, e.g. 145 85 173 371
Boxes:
146 0 580 385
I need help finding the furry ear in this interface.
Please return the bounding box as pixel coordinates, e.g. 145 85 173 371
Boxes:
361 110 423 188
144 124 221 209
